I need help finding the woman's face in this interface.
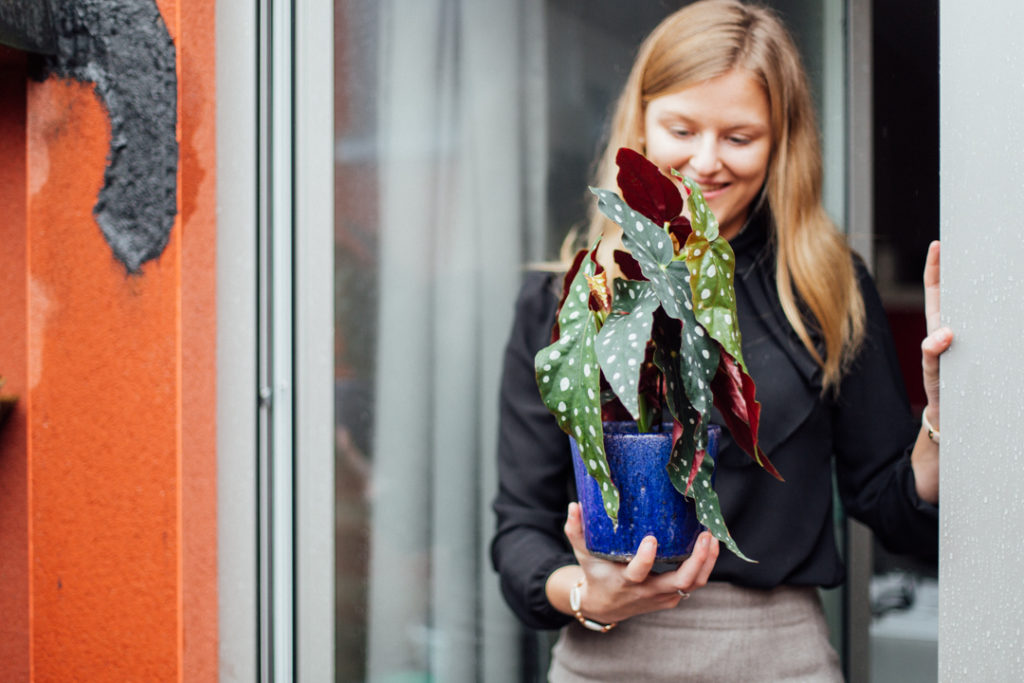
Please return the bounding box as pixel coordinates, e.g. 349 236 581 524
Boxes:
643 68 772 240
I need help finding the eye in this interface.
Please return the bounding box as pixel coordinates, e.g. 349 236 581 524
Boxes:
726 135 752 146
669 128 693 139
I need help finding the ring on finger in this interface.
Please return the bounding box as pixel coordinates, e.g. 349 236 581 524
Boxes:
677 590 690 599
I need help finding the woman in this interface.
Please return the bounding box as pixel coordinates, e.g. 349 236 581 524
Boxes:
491 1 951 680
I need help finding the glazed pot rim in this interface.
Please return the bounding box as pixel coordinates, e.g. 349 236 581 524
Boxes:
602 421 721 438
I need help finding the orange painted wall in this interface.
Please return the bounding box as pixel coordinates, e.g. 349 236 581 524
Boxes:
178 0 219 676
0 0 217 679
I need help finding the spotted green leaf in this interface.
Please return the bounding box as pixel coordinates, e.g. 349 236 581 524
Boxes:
675 172 719 241
591 187 687 321
591 188 674 265
690 451 753 562
653 329 705 495
674 177 744 367
595 279 658 420
653 299 719 492
654 269 753 561
665 415 703 498
535 251 620 523
662 263 720 414
658 390 753 561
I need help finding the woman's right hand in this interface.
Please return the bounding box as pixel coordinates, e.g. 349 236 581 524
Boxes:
546 502 719 625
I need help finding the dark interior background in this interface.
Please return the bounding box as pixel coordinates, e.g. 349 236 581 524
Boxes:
872 0 939 576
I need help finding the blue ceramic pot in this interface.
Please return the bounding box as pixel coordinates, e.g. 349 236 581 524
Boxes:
570 422 720 563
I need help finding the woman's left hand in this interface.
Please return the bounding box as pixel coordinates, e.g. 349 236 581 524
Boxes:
915 240 952 503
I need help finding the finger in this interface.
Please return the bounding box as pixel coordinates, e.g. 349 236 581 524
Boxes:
622 535 657 584
923 241 941 334
693 536 720 587
660 532 712 591
921 326 953 358
921 327 953 374
563 503 591 561
921 326 952 405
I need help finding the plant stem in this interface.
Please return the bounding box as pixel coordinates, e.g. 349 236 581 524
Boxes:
637 393 651 433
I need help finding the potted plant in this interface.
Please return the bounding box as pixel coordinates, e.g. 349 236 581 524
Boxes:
534 148 782 562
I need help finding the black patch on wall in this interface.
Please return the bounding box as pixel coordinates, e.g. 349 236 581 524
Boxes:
33 0 179 273
0 0 57 53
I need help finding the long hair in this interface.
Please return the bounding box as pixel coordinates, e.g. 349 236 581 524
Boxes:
580 0 864 393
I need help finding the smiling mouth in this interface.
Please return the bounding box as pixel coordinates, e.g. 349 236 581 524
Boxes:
696 182 729 194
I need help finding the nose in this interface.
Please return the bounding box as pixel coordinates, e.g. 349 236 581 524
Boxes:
689 136 722 175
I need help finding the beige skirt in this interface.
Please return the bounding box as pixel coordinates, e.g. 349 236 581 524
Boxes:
549 582 843 682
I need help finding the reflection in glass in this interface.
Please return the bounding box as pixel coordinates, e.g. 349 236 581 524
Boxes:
334 4 666 679
334 3 378 681
332 1 852 680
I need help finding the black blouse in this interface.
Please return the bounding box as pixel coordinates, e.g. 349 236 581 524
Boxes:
490 213 939 630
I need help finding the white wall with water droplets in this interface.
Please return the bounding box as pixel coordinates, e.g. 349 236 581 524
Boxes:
939 3 1024 679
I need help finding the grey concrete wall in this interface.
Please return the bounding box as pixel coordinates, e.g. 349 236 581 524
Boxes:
939 3 1024 679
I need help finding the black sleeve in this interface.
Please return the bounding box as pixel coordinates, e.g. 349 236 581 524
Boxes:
490 271 577 630
832 262 939 560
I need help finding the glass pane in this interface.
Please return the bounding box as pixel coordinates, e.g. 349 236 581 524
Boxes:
769 0 850 662
333 5 378 683
870 0 939 680
332 2 847 680
332 3 670 679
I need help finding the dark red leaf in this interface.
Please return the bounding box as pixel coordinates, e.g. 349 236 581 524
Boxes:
688 446 707 493
637 354 661 396
615 147 683 225
613 249 648 281
669 216 693 254
710 349 784 481
601 398 632 422
671 419 707 494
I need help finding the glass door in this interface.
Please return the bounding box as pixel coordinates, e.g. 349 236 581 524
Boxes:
330 2 850 679
868 1 940 681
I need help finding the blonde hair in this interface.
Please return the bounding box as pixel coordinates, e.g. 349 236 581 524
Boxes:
578 0 864 392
